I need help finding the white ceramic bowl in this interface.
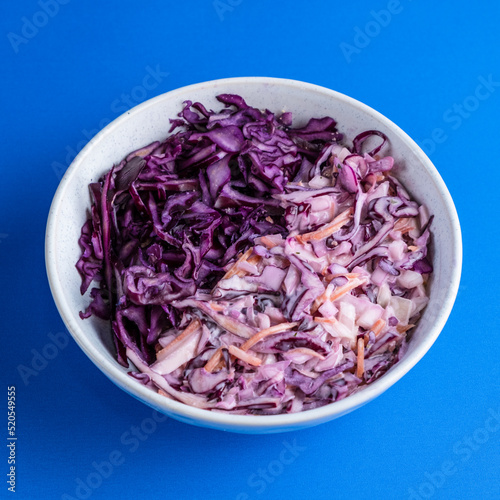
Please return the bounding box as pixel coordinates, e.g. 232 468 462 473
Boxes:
45 77 462 433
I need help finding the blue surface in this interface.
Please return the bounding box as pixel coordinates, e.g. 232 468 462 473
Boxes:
2 1 499 499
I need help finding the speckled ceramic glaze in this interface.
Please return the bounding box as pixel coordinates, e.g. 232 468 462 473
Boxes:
45 77 462 433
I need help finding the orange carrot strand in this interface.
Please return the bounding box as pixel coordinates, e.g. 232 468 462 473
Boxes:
356 338 365 378
296 208 354 243
204 348 223 373
240 322 298 352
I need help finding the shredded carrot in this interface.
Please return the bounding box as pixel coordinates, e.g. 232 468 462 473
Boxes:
156 319 201 360
157 389 171 398
194 301 255 339
365 173 386 189
311 276 366 314
329 277 367 302
310 283 335 314
265 216 274 223
394 218 410 230
394 218 416 234
370 319 386 337
321 265 331 276
324 272 360 282
208 301 225 312
408 245 419 252
356 338 364 378
287 348 325 360
204 348 223 373
362 320 386 343
228 345 262 366
247 255 261 267
259 236 280 249
240 322 298 351
221 248 253 280
213 358 226 372
296 207 354 243
396 323 415 334
311 273 366 314
313 316 338 324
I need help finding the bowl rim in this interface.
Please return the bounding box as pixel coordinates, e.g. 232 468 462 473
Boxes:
45 76 462 431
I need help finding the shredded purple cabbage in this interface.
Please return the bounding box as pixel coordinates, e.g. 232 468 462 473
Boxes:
76 95 432 414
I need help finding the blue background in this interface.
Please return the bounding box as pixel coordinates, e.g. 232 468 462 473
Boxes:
2 1 499 499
